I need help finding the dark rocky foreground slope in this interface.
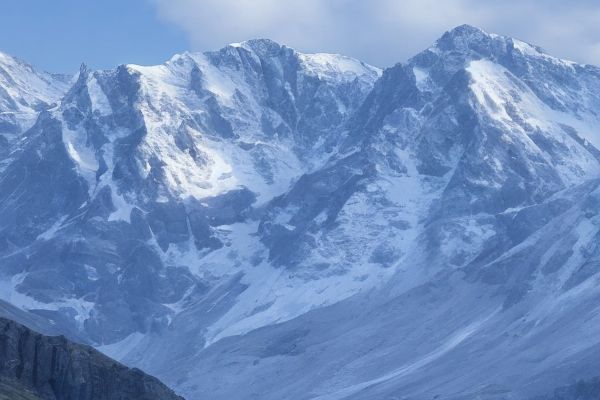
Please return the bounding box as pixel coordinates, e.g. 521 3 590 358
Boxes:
0 317 184 400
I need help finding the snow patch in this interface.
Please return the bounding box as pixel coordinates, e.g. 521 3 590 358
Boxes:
412 67 430 91
61 122 99 195
37 216 68 241
86 75 112 116
299 53 382 83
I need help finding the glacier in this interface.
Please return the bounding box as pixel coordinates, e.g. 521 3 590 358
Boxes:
1 24 600 399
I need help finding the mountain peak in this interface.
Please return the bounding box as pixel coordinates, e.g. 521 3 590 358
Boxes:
410 23 579 72
432 24 496 53
446 24 489 37
0 49 71 133
215 39 381 82
228 38 286 54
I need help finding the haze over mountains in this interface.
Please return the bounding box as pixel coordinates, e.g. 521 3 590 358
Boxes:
2 25 600 399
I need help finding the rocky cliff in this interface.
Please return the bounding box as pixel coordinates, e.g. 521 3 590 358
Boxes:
0 318 183 400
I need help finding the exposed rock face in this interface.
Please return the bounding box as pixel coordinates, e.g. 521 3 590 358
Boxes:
0 318 184 400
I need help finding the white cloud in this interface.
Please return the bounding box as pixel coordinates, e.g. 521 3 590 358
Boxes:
151 0 600 67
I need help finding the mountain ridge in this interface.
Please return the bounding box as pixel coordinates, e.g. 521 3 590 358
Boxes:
1 25 600 400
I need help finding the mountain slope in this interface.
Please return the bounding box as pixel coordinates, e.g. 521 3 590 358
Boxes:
0 41 382 345
0 51 70 130
135 27 600 400
0 52 70 170
0 317 184 400
1 26 600 400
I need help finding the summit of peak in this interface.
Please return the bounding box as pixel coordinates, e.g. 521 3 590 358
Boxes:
446 24 489 37
411 24 579 69
433 24 497 52
228 38 287 54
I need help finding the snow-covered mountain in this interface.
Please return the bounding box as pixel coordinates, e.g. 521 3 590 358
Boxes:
0 51 70 127
2 25 600 399
0 51 71 170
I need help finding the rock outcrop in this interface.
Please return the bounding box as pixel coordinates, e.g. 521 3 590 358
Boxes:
0 317 184 400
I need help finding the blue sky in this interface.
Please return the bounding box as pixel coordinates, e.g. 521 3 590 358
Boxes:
2 0 600 73
0 0 188 72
